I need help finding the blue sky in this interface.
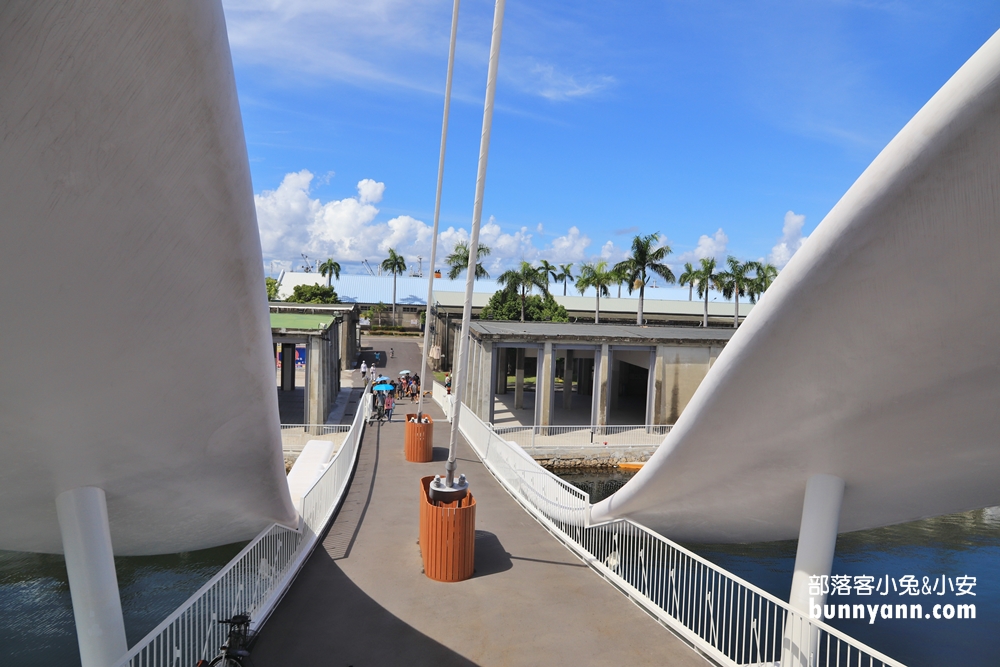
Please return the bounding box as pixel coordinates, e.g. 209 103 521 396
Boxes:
223 0 1000 281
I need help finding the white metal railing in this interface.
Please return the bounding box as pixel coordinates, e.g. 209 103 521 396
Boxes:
457 404 907 667
280 424 352 454
490 424 670 453
114 384 373 667
432 380 455 421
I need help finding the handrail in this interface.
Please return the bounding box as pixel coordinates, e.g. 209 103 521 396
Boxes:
456 402 907 667
113 382 372 667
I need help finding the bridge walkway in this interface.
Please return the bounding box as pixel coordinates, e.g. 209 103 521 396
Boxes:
251 337 708 666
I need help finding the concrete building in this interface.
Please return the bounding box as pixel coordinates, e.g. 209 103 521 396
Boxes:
429 292 749 374
461 322 735 427
270 303 359 427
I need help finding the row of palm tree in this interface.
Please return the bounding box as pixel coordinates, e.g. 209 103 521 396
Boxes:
677 257 778 327
315 236 778 328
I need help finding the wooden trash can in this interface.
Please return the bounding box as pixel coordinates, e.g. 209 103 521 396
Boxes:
419 476 475 582
404 414 434 462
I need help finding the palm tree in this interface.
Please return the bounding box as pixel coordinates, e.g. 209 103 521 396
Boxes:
557 263 574 296
614 232 676 325
611 264 629 298
575 261 613 323
717 256 761 328
538 260 559 289
694 257 720 327
497 261 549 322
319 258 341 287
380 249 406 324
445 241 491 280
678 262 697 301
750 262 778 301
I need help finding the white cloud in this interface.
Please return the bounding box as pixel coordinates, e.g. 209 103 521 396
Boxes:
546 226 591 263
257 173 598 274
357 179 385 205
768 211 808 268
600 240 626 263
677 228 729 264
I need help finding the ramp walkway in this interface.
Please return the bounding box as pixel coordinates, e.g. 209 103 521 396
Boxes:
251 338 708 666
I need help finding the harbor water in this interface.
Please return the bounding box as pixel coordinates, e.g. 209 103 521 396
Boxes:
0 543 244 667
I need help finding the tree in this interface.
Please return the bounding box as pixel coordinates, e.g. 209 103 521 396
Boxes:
286 284 339 304
614 232 676 325
575 261 614 324
678 262 697 301
496 261 549 322
694 257 720 327
750 262 778 301
319 258 341 287
480 290 568 322
538 260 559 289
265 277 280 301
445 241 491 280
365 302 388 327
557 263 574 296
717 256 761 328
611 264 629 298
380 249 406 325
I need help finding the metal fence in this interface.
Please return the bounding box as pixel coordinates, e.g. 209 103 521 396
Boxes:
459 405 907 667
114 384 372 667
490 423 671 452
280 424 352 454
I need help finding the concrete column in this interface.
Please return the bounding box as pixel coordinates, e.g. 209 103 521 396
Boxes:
562 349 574 410
651 345 668 425
593 344 610 426
281 343 295 391
306 336 325 433
487 343 497 423
645 348 657 426
514 348 525 409
56 487 128 667
789 474 845 613
539 342 554 427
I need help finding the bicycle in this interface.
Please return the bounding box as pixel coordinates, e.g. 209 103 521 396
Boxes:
197 614 256 667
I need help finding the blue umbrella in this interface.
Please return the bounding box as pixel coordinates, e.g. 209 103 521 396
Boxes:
375 375 390 382
373 383 394 391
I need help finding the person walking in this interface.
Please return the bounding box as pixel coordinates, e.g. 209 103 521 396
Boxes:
360 360 368 380
445 373 451 395
385 391 395 422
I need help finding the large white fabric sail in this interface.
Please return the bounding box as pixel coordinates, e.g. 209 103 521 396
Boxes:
594 29 1000 542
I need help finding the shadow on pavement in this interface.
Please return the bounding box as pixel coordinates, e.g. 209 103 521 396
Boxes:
251 550 481 667
472 530 513 578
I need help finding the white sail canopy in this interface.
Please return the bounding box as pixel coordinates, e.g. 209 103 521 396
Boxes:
593 29 1000 543
0 0 297 555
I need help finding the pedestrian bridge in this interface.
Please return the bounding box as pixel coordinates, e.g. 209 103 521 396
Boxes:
4 1 1000 666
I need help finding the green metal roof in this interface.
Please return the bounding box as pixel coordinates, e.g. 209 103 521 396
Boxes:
269 312 336 331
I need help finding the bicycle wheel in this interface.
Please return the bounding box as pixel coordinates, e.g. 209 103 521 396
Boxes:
209 656 243 667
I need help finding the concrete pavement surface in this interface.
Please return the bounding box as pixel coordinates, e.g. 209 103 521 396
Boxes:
252 337 709 666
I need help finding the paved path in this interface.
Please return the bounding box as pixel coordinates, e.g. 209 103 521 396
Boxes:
252 337 708 667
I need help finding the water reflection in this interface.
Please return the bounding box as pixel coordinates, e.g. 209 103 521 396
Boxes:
556 467 999 667
0 543 244 667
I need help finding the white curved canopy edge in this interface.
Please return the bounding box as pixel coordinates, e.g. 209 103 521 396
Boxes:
0 0 297 554
593 28 1000 543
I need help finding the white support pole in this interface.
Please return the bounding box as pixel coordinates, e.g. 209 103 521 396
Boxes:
416 0 460 421
789 473 845 612
444 0 506 488
56 487 128 667
784 474 845 665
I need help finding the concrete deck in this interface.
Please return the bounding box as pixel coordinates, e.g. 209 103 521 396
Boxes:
252 339 708 667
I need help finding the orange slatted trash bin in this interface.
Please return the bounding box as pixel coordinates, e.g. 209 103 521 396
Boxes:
419 476 475 582
405 414 433 462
